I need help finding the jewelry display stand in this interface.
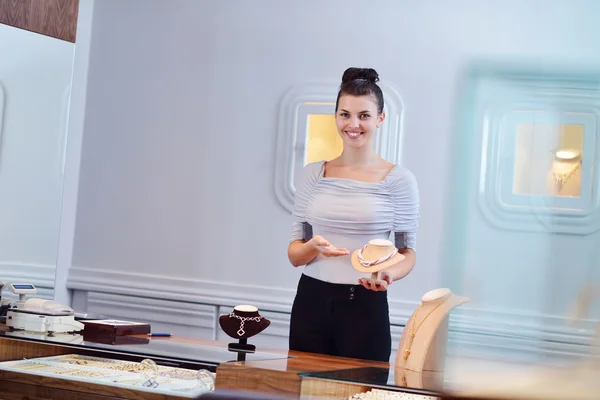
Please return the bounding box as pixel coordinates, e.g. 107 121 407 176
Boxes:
351 239 405 289
395 289 469 373
393 368 444 392
218 305 271 362
546 149 583 197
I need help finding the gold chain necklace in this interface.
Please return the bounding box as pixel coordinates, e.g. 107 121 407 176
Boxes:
403 296 449 360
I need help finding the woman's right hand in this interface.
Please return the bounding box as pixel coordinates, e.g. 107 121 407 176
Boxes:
309 235 350 257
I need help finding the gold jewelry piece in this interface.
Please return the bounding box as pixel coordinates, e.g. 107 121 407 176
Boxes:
403 296 449 361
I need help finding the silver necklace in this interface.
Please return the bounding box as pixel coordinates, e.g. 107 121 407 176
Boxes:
357 245 398 267
229 312 263 336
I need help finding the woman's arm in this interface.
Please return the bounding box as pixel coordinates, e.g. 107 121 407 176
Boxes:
387 167 420 282
288 236 350 267
288 240 319 267
359 166 420 291
385 248 416 281
287 163 321 266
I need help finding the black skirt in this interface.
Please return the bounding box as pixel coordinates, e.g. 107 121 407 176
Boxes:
288 273 392 362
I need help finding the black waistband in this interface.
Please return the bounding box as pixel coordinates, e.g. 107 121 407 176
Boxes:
297 273 386 301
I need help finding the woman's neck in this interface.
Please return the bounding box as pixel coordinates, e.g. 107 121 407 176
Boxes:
338 146 379 167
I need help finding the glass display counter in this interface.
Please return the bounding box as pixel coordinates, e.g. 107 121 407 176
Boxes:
0 325 293 399
297 355 600 400
0 354 215 398
6 324 596 400
299 366 443 400
0 328 290 372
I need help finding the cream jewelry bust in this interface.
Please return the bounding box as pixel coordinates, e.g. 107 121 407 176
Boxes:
546 149 583 197
351 239 405 289
395 288 469 373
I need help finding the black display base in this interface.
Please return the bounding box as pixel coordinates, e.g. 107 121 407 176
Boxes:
227 338 256 361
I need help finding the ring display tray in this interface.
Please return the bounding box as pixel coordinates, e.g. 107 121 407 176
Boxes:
0 354 215 398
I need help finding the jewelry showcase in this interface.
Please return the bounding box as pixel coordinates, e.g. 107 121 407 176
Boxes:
0 354 215 397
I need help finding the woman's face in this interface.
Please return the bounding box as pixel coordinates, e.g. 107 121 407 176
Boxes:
335 94 385 149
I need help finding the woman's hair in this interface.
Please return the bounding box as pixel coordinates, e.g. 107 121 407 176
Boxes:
335 67 384 114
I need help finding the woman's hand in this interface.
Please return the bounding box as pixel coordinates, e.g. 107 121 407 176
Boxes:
309 235 349 257
359 271 393 292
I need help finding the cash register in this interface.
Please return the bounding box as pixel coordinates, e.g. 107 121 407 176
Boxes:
1 282 84 334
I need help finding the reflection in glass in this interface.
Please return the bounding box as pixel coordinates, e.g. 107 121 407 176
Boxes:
304 113 342 165
196 369 216 391
513 123 584 197
139 358 159 387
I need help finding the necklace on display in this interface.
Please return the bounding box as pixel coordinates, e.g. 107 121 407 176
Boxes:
400 376 407 387
229 312 263 336
357 246 398 268
402 295 450 361
552 160 581 191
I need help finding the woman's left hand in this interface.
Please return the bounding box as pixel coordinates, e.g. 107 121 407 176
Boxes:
358 272 393 292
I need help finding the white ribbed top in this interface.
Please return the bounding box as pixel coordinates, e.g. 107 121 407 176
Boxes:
290 161 420 284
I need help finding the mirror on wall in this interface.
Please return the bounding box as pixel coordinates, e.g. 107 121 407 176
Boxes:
304 109 342 165
513 122 585 198
0 24 75 300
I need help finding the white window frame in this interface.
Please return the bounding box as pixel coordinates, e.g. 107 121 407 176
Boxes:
274 81 404 213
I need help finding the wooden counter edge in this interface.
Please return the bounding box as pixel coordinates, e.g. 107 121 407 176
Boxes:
215 350 392 398
0 369 191 400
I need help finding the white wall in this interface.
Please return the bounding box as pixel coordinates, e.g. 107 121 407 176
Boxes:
0 24 74 296
63 0 600 362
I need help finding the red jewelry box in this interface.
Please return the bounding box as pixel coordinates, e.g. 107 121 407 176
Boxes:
81 319 151 337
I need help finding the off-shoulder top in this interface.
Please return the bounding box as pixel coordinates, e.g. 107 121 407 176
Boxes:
289 160 420 284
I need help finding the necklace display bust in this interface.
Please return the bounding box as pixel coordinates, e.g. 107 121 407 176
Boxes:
547 154 582 197
219 305 271 340
395 289 469 373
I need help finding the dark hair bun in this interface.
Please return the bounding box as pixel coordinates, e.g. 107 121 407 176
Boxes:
341 67 380 84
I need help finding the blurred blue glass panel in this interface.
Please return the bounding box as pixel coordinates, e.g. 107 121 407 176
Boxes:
442 64 600 365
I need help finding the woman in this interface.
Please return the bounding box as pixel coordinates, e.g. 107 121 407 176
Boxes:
287 67 420 362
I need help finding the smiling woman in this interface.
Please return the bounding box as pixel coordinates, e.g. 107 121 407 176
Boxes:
286 67 420 363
